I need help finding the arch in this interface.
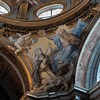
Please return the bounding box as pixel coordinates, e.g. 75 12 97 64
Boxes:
75 18 100 88
0 41 32 99
86 39 100 89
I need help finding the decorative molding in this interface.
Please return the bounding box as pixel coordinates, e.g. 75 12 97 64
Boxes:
34 0 67 20
0 0 89 27
0 37 32 91
1 0 14 16
89 82 100 100
75 18 100 87
21 85 89 100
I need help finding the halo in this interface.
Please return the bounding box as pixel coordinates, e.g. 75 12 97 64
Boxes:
56 24 71 34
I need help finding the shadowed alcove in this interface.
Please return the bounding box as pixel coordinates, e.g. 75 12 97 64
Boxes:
0 43 30 100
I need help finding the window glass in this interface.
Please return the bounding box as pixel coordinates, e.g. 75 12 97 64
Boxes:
37 4 63 19
38 10 51 19
52 9 62 16
0 6 8 14
0 1 10 14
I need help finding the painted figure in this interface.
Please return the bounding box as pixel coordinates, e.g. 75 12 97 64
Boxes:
57 62 75 90
71 18 86 37
46 18 86 73
8 32 36 55
14 32 32 55
32 48 56 91
31 61 76 93
46 30 78 73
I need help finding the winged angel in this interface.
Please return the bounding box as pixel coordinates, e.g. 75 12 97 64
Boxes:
8 32 38 55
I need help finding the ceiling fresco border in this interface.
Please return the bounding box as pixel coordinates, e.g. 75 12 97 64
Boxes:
33 0 67 20
1 0 14 16
0 0 90 27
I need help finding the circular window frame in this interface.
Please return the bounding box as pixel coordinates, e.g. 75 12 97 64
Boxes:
0 0 14 16
37 4 64 19
34 1 67 20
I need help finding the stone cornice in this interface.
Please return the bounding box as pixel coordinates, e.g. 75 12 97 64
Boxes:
75 17 100 88
0 0 89 27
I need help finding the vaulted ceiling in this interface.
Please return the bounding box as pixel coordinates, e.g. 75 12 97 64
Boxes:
0 0 98 34
3 0 82 21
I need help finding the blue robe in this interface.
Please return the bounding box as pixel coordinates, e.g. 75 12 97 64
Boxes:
71 19 86 37
51 19 85 73
52 35 77 73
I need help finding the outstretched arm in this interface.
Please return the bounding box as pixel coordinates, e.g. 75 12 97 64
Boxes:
21 32 32 38
25 32 31 36
16 32 31 38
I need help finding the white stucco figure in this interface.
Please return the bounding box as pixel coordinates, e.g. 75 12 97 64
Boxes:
14 32 32 55
8 32 37 55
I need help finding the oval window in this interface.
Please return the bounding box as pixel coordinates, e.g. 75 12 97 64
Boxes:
0 1 10 14
37 4 63 19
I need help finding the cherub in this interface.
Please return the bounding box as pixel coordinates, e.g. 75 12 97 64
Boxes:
8 32 37 55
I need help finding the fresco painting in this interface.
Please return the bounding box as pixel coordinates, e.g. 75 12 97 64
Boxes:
8 18 87 94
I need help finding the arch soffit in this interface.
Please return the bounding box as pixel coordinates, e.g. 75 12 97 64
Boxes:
0 0 89 27
75 18 100 88
0 40 32 91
